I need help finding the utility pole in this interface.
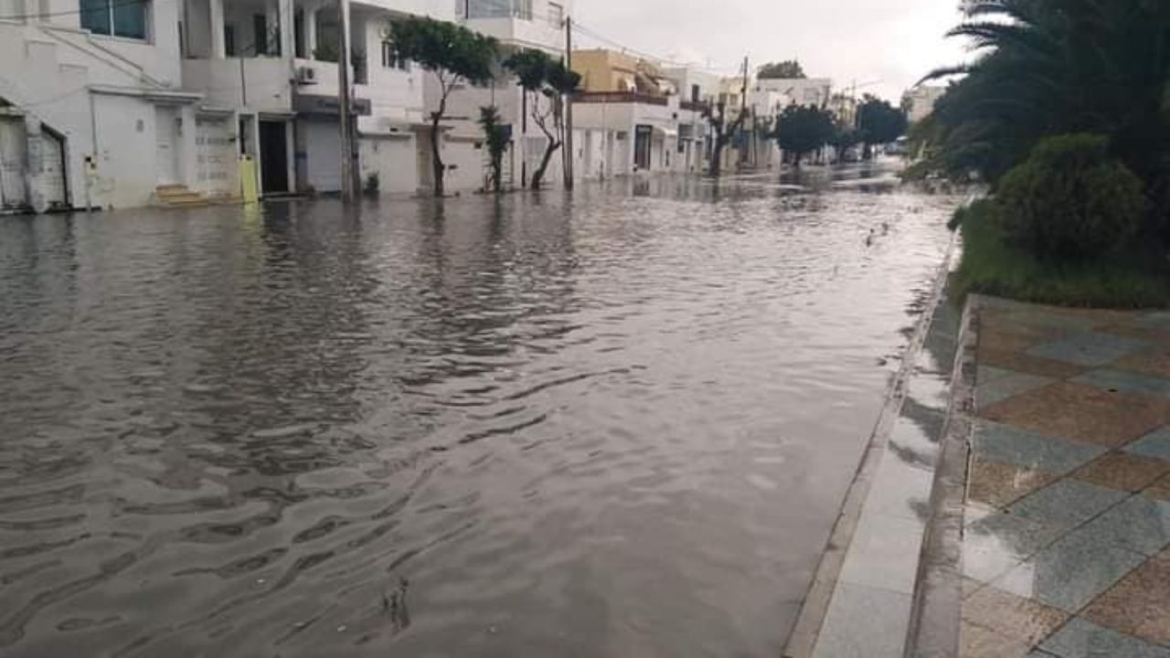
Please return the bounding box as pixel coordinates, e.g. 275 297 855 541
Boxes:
738 55 748 171
563 14 575 190
338 0 357 202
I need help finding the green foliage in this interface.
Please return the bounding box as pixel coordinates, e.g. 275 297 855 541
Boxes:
478 105 508 193
388 16 497 87
387 16 498 197
922 0 1170 196
857 97 908 147
502 49 581 94
758 60 806 80
775 104 835 165
951 196 1170 308
363 172 379 196
995 134 1145 260
830 122 861 160
313 42 338 62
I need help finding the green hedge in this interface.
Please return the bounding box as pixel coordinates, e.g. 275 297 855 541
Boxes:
996 134 1145 261
950 199 1170 308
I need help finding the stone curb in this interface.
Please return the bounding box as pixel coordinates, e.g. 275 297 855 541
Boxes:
902 295 981 658
782 238 959 658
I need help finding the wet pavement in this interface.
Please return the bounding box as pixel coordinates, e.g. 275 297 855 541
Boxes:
961 297 1170 658
0 165 961 657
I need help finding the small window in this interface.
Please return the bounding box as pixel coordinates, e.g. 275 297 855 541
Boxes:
80 0 148 39
380 41 409 71
547 2 563 27
691 84 700 104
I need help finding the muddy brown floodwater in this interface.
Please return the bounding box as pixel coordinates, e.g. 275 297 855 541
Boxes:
0 165 959 657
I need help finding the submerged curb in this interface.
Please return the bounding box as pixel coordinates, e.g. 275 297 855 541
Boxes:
782 236 959 658
903 296 980 658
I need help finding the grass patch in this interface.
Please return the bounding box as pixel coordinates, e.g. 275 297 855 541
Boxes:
951 201 1170 308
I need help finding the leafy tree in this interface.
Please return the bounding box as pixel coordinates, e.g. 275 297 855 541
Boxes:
388 16 497 197
478 106 508 193
830 122 861 163
857 96 908 159
775 104 835 166
758 60 806 79
704 75 749 177
503 49 581 190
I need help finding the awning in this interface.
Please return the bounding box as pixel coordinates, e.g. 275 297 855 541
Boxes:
651 126 678 139
292 93 372 117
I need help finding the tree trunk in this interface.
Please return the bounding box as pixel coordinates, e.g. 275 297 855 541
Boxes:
710 139 725 177
794 151 803 167
531 141 559 190
430 116 445 197
863 143 873 161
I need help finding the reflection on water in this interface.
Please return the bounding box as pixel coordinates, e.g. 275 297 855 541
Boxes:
0 168 959 657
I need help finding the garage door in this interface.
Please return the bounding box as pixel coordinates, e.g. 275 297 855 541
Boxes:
302 119 342 193
0 118 27 209
195 116 237 196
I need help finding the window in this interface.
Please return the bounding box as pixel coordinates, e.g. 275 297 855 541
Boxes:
547 2 563 27
691 84 700 104
381 41 409 71
252 14 268 56
466 0 530 20
80 0 147 39
224 24 236 56
294 10 305 58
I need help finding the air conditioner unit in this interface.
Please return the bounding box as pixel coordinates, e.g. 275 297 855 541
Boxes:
296 67 317 85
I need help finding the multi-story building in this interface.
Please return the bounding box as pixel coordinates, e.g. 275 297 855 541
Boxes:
0 0 198 211
571 50 712 177
903 84 946 124
755 77 833 108
0 0 451 212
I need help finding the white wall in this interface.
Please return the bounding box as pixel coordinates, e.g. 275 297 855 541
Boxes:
756 78 833 107
359 133 417 193
183 57 293 112
91 93 164 208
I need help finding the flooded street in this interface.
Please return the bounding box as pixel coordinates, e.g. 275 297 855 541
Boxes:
0 166 959 657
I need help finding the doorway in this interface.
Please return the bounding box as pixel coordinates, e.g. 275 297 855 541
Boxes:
259 120 289 194
0 117 27 209
155 107 180 184
634 124 652 170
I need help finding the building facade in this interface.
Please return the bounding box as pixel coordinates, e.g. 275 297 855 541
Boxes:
0 0 451 211
903 84 946 124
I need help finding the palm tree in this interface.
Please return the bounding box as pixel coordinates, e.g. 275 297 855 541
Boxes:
921 0 1170 219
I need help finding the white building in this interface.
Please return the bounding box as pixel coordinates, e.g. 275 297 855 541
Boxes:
0 0 451 212
755 77 832 108
572 92 706 178
903 84 946 124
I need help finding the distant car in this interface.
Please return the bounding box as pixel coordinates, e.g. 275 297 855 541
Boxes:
885 137 910 156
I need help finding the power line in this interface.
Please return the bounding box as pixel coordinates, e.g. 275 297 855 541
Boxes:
569 21 684 68
0 0 146 22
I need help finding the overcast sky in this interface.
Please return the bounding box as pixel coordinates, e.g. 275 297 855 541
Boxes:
574 0 970 101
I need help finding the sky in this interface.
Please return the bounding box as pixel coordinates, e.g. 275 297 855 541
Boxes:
574 0 970 102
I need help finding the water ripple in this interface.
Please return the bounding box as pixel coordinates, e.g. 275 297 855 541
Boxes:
0 169 959 657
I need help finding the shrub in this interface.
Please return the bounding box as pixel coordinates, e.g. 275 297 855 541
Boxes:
995 134 1145 260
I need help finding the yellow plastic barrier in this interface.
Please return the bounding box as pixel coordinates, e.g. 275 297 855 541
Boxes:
239 155 259 205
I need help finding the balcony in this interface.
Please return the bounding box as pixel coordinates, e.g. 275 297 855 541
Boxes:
182 57 294 114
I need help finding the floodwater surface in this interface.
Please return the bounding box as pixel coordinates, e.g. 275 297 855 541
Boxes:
0 166 959 657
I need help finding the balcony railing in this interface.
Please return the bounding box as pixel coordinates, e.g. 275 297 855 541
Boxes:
573 91 669 106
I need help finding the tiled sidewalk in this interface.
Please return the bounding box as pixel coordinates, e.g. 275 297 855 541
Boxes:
962 297 1170 658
